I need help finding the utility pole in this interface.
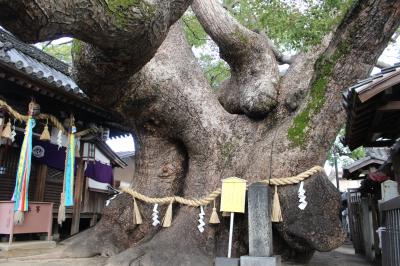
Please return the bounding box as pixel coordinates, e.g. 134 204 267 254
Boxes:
333 146 340 191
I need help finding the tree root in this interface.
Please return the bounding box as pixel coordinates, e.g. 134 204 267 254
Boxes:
105 210 214 266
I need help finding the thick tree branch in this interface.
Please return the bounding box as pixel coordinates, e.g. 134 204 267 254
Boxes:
0 0 192 107
0 0 190 49
192 0 280 118
262 33 296 64
284 0 400 155
111 23 236 157
277 37 331 116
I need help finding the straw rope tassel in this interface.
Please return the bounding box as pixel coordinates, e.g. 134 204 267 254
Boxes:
209 200 220 224
132 197 143 225
1 120 11 139
14 210 25 225
58 192 66 225
40 123 51 141
162 200 174 228
271 186 283 222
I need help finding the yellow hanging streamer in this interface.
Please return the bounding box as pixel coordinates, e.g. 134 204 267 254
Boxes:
162 200 174 228
271 186 283 222
133 197 143 225
209 200 220 224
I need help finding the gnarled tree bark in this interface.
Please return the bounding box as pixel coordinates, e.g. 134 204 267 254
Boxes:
1 0 400 265
192 0 280 117
0 0 192 106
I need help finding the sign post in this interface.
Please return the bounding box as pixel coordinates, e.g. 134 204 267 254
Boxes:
220 177 247 258
228 212 234 258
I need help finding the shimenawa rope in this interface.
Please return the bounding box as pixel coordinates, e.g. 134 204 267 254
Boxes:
0 99 97 137
123 165 323 207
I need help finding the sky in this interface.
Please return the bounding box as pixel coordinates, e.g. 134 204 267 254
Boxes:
106 135 135 153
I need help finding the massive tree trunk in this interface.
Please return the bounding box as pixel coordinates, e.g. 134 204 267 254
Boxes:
1 0 400 265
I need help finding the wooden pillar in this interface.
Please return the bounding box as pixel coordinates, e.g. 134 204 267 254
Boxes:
70 142 85 235
90 213 98 227
34 164 48 201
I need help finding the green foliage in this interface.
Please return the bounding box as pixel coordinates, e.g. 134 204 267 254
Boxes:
182 12 231 88
327 128 366 166
42 42 72 64
199 55 230 89
223 0 355 51
182 12 208 48
70 39 83 63
71 39 82 55
350 146 366 160
184 0 355 89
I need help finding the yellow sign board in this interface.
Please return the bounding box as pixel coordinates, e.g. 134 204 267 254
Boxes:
220 177 247 213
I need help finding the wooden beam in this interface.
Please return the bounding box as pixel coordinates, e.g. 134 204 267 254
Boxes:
378 101 400 111
34 164 48 202
364 140 394 147
70 142 85 235
359 71 400 103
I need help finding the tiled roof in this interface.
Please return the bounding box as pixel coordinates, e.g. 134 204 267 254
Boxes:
342 155 386 180
347 63 400 93
342 63 400 150
0 29 84 97
0 29 132 138
115 150 135 159
91 136 128 168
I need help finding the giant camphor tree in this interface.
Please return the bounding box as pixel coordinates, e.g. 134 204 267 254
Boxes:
0 0 400 265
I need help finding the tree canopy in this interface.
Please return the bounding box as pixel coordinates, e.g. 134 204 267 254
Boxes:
39 0 357 88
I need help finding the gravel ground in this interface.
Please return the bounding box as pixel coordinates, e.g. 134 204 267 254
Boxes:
0 242 373 266
284 243 373 266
